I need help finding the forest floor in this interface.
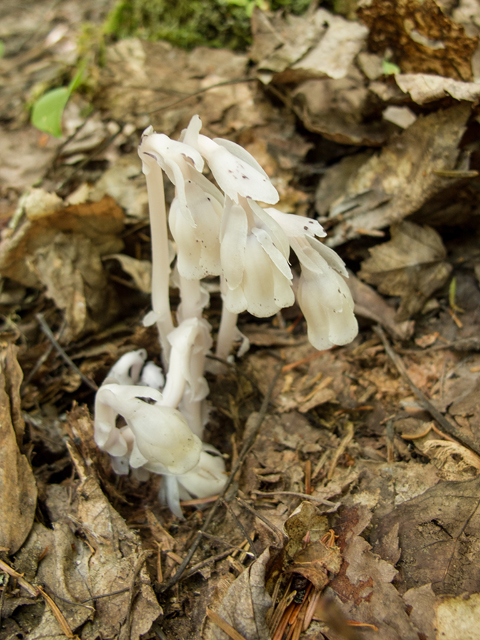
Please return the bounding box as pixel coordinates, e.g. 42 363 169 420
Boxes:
1 1 480 639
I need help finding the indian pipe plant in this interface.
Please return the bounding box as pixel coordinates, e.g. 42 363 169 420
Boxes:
93 116 358 517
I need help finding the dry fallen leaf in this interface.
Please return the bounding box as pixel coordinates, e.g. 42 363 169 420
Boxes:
0 191 124 340
292 73 387 146
252 8 367 84
396 73 480 104
34 232 120 340
371 474 480 596
107 253 152 293
22 434 162 640
0 190 124 289
358 221 452 320
435 592 480 640
328 504 430 640
287 540 342 591
205 548 272 640
348 271 415 340
98 39 254 135
0 344 37 555
325 103 471 246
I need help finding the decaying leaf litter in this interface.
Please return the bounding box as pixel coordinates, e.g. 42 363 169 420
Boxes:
2 0 480 638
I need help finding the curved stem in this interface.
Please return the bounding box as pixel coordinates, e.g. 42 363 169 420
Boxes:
143 160 174 365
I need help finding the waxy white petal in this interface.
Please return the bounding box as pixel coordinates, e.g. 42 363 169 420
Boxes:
251 227 292 280
197 135 279 204
220 199 248 289
297 267 358 350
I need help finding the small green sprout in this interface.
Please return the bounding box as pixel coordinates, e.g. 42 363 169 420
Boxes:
31 62 86 138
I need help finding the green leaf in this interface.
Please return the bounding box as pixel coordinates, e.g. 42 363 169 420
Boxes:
449 277 457 309
382 60 401 75
0 41 5 59
31 62 86 138
69 61 86 93
31 87 71 138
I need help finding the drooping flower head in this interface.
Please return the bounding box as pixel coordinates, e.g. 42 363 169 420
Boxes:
265 208 358 350
140 127 224 281
220 196 294 317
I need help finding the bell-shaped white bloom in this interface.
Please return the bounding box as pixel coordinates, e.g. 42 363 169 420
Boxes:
140 126 223 281
139 128 204 190
108 348 147 385
183 115 279 205
177 448 226 500
139 360 165 390
160 447 227 519
265 208 358 349
220 196 294 317
168 165 224 279
107 348 164 390
94 382 202 476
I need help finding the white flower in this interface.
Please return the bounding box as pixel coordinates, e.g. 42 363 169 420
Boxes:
220 196 294 317
168 166 224 279
94 382 202 476
107 348 147 385
139 360 165 390
265 208 358 350
139 127 223 280
160 448 227 519
183 115 279 205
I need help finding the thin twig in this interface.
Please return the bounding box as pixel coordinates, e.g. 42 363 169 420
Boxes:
56 129 123 191
35 313 98 391
141 78 257 115
207 608 248 640
0 559 74 637
181 549 234 581
221 499 258 559
236 498 284 548
439 496 480 589
198 531 255 557
119 550 153 640
0 573 9 628
161 365 282 591
374 325 480 457
251 490 338 509
327 423 354 480
386 418 395 463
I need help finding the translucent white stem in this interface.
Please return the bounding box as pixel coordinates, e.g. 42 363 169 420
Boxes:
177 275 204 322
177 276 209 439
144 162 174 365
161 346 187 409
216 302 239 363
180 392 205 440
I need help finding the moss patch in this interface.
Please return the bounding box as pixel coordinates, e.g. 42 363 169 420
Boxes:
104 0 313 51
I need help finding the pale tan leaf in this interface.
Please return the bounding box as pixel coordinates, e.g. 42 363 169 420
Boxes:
0 345 37 555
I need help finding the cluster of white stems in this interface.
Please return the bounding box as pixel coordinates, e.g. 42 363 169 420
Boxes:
94 116 358 518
